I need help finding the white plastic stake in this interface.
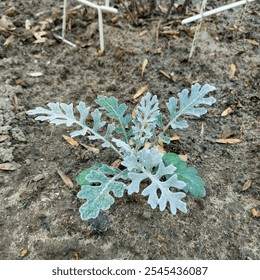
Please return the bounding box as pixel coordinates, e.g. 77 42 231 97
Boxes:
62 0 67 39
75 0 118 52
75 0 118 13
54 34 77 48
182 0 256 25
60 0 118 50
97 8 104 52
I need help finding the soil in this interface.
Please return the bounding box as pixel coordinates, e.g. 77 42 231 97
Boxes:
0 0 259 260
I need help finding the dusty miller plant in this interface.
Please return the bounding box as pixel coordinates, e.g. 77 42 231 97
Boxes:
27 83 216 220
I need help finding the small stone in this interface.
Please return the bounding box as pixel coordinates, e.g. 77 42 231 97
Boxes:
143 210 152 219
0 147 14 162
11 127 26 142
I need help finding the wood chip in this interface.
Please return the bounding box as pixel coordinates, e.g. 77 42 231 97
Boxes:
221 106 234 117
0 15 16 31
27 72 43 77
179 154 188 161
133 84 149 99
0 163 18 171
79 143 100 153
144 142 151 149
247 39 259 46
0 135 9 142
111 16 119 24
242 180 252 191
241 198 260 206
160 30 180 36
251 208 260 218
155 144 166 155
3 35 14 46
215 138 242 144
141 58 148 76
62 135 79 147
111 159 121 168
139 30 148 37
159 70 172 80
157 140 164 147
171 135 180 141
20 249 30 257
32 174 45 182
33 31 47 44
131 104 138 118
181 26 196 37
228 63 236 79
57 170 73 188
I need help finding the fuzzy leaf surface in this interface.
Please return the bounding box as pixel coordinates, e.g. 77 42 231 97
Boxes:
122 148 187 215
95 96 131 142
165 83 216 130
27 102 121 154
77 165 128 220
132 92 160 145
27 102 90 136
163 153 206 197
76 163 102 186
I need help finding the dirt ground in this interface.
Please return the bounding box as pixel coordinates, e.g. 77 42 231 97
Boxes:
0 0 259 260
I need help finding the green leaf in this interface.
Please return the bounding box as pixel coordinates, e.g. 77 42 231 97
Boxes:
163 153 206 197
76 163 102 186
95 96 131 142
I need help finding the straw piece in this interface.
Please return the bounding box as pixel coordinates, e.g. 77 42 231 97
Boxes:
189 0 208 60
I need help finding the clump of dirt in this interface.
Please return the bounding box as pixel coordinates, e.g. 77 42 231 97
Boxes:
0 0 259 260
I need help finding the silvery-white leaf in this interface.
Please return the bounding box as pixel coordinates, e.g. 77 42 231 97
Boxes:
165 83 216 130
124 147 187 215
112 138 133 156
131 92 160 145
91 109 106 132
77 165 128 220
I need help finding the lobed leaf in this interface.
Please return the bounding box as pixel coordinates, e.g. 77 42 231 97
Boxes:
27 102 90 136
132 92 160 145
163 153 206 197
76 163 102 186
95 96 131 142
122 148 187 215
164 83 216 131
77 165 128 220
27 102 122 156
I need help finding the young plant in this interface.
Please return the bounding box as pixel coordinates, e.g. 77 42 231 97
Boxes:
27 83 216 220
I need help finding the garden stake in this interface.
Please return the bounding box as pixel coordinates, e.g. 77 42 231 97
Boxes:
62 0 67 40
61 0 118 52
182 0 256 25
